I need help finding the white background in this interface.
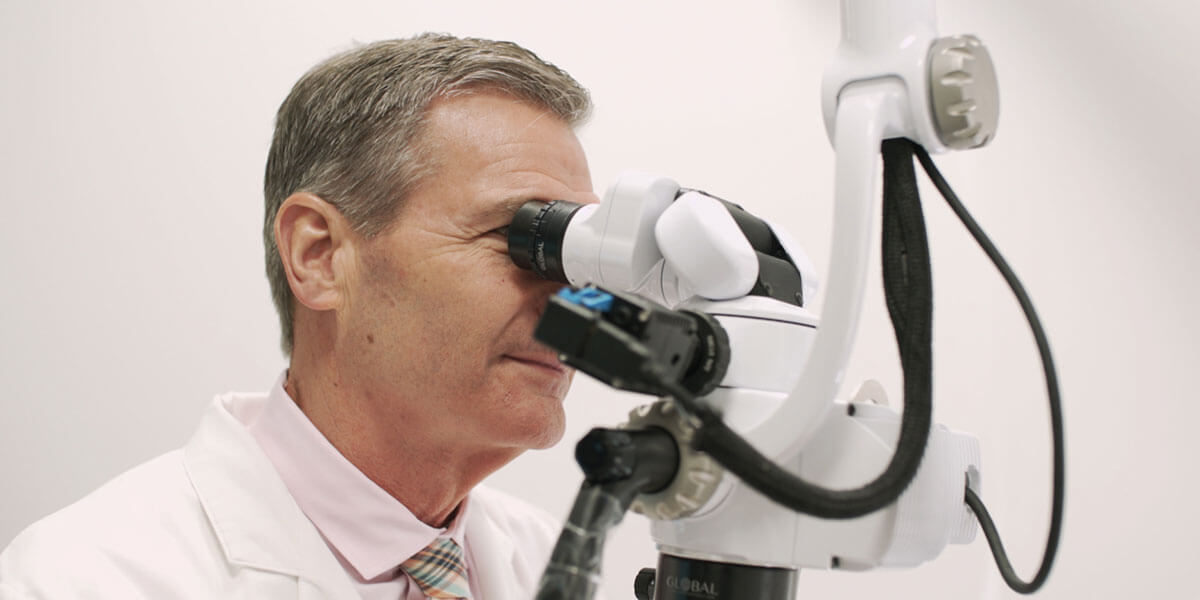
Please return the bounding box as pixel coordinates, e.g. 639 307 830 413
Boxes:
2 1 1197 598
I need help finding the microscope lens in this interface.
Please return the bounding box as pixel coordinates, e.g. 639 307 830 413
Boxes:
507 199 583 283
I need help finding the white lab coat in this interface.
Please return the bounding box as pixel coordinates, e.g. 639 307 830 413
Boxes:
0 394 560 599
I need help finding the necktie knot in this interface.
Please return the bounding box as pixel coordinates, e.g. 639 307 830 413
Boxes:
400 537 472 599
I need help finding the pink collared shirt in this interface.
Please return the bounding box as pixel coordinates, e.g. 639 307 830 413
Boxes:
241 373 478 600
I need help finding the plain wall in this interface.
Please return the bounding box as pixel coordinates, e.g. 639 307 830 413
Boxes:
2 1 1197 598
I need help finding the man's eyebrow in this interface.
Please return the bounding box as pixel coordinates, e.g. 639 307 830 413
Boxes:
487 196 539 221
501 197 529 216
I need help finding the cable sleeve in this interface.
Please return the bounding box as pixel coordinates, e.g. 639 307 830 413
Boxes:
674 139 934 519
535 485 627 600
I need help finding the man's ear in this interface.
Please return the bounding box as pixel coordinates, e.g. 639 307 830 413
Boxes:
274 192 356 311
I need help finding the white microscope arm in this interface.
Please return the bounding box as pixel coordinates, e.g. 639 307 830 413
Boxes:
756 0 949 460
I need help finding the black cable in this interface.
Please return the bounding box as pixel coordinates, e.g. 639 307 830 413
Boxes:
656 139 935 520
908 140 1064 594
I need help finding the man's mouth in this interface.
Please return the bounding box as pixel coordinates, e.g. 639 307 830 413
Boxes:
504 353 568 375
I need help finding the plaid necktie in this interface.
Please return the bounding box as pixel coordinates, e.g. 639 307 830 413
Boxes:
400 537 472 599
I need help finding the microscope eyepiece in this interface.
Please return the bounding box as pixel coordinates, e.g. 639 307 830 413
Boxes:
507 199 584 283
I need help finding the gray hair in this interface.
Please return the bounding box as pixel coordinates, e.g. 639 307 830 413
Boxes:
263 34 591 355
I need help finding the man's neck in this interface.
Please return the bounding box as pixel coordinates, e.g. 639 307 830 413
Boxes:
284 362 520 528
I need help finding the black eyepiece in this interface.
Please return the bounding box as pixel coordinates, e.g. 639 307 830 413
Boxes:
507 200 583 283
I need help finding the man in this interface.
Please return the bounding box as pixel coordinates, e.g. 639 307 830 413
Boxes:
0 34 596 599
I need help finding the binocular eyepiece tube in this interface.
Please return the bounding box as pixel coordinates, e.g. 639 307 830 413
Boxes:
507 200 585 283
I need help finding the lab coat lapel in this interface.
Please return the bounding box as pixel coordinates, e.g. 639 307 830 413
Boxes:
465 500 521 599
184 395 360 600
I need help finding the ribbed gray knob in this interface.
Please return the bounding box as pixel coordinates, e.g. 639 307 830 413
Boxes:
928 35 999 149
625 400 724 521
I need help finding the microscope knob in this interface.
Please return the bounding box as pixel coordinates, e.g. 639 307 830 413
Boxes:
634 568 656 600
928 34 1000 150
625 401 726 520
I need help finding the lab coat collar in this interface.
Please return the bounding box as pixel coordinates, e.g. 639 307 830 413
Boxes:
182 393 359 599
464 491 521 599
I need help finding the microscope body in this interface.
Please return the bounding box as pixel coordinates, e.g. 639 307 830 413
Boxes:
552 173 980 578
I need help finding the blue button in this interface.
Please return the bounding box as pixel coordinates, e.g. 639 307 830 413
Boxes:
557 287 614 312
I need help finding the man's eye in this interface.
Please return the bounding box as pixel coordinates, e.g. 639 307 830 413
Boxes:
490 226 510 238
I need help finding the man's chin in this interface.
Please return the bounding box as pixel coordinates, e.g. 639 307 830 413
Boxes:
515 404 567 450
529 425 566 450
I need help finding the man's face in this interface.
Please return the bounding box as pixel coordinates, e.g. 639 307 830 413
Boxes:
337 92 597 452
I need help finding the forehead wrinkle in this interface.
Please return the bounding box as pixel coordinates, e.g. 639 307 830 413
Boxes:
476 157 576 196
482 152 581 192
